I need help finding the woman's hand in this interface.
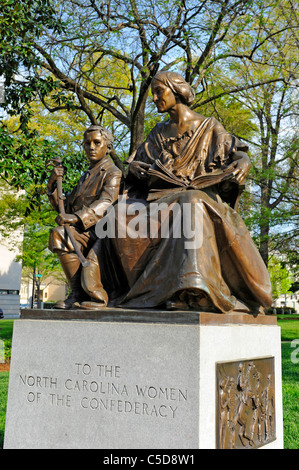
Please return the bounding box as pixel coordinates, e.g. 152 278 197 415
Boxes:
55 213 79 226
231 151 251 185
128 161 151 181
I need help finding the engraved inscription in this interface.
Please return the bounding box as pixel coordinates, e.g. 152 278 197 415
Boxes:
17 361 188 420
216 357 276 449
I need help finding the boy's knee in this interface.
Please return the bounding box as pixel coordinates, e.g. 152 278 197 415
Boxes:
49 226 67 252
49 226 64 242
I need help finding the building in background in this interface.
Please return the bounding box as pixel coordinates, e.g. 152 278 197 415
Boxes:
273 291 299 314
0 184 24 318
20 274 67 308
0 232 22 318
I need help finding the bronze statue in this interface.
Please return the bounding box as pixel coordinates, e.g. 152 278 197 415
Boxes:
78 71 272 314
47 125 122 309
47 71 272 314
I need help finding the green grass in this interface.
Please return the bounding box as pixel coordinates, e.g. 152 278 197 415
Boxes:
279 319 299 342
0 318 298 449
0 320 13 448
0 320 14 363
281 341 299 449
271 317 299 449
0 372 9 448
0 320 14 340
279 314 299 449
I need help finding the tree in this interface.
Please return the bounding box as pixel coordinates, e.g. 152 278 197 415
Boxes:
1 0 297 155
1 0 298 278
197 0 299 267
268 255 293 299
245 80 298 267
0 127 87 279
0 178 62 274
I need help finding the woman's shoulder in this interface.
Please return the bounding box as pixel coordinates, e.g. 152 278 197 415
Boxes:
184 110 215 130
189 110 218 125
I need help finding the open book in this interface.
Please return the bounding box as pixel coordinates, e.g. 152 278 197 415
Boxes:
147 159 238 190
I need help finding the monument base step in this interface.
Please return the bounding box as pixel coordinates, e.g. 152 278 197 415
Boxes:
20 307 277 325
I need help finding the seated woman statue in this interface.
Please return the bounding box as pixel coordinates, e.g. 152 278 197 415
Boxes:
80 71 272 314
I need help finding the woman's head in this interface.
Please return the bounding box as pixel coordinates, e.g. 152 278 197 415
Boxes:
151 71 195 107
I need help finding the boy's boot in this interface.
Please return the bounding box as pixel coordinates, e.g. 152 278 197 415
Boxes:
53 252 88 309
76 244 109 309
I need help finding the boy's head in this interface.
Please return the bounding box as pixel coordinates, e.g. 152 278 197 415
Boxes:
83 125 114 166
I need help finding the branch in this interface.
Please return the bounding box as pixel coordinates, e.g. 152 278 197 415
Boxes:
39 95 81 113
191 16 299 89
269 160 297 210
76 89 98 125
193 78 285 108
129 0 150 64
190 0 230 86
33 42 131 127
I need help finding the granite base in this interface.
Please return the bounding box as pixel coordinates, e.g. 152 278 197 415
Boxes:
4 309 283 449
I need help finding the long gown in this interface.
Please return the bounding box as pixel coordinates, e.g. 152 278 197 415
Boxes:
82 116 273 313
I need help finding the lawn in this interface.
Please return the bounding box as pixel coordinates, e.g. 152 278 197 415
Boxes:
0 320 13 448
0 317 298 449
0 320 13 368
0 372 9 448
281 329 299 449
278 318 299 341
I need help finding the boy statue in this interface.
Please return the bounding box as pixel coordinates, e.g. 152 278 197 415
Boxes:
47 125 122 309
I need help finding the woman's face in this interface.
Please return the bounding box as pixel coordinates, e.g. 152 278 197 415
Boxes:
152 80 177 113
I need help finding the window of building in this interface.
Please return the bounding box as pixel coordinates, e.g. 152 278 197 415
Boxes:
0 289 19 295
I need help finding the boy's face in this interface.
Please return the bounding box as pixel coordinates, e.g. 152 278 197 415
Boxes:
83 131 109 166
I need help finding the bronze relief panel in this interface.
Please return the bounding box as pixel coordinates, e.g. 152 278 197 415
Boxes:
216 357 276 449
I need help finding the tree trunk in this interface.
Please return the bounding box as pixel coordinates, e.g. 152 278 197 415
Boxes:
259 182 270 267
259 216 270 267
129 86 150 155
130 116 145 155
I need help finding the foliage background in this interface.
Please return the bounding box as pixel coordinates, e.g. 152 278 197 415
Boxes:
0 0 298 292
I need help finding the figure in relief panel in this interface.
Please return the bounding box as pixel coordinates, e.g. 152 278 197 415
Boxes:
217 359 276 449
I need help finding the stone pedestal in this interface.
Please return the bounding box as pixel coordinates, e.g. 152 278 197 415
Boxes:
4 309 283 449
